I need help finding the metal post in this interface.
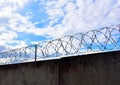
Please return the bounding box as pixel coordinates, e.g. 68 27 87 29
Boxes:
35 45 37 62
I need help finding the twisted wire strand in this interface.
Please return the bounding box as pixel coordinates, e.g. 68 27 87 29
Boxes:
0 24 120 65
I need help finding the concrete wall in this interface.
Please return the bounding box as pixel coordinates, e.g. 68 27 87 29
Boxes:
0 51 120 85
60 51 120 85
0 61 59 85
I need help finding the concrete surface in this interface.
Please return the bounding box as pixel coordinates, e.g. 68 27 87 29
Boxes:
0 51 120 85
0 61 59 85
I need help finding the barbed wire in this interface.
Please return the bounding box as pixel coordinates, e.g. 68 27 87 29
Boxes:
0 24 120 65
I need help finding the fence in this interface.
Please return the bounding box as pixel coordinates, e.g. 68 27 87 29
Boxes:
0 24 120 65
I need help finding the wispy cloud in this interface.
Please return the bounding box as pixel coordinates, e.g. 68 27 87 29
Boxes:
0 0 120 52
0 0 31 51
24 0 120 38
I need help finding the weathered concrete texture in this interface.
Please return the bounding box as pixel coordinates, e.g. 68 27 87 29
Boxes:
60 51 120 85
0 61 59 85
0 51 120 85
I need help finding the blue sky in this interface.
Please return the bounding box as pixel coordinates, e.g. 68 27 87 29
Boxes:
0 0 120 52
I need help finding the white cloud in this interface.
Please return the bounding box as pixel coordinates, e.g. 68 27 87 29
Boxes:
0 0 29 11
37 0 120 38
0 0 31 51
0 0 30 26
9 40 28 49
8 0 120 38
0 27 17 44
0 0 120 52
2 0 120 37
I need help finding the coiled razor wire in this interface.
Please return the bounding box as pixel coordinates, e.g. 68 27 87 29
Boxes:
0 24 120 65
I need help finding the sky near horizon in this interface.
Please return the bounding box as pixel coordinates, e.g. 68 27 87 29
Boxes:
0 0 120 52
